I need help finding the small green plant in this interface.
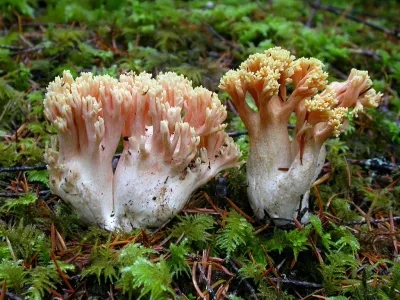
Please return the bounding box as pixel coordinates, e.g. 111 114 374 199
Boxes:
117 243 174 299
216 210 254 258
169 214 215 246
82 242 118 283
25 264 59 300
0 219 50 262
120 257 174 299
264 226 311 260
2 192 38 211
168 241 190 277
0 260 26 294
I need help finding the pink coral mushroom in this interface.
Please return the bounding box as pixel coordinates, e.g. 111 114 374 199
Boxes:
44 70 241 231
219 47 381 224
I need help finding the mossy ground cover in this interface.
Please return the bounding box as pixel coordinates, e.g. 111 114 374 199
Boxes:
0 0 399 299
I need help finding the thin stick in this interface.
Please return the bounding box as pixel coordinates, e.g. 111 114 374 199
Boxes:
0 165 47 173
306 0 321 27
344 216 400 226
192 262 207 299
230 259 258 300
50 251 75 292
308 1 399 38
269 277 323 289
389 211 398 261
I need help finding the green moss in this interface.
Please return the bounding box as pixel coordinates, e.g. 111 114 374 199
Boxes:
0 0 399 298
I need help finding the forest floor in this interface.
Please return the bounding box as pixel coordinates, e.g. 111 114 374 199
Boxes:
0 1 399 299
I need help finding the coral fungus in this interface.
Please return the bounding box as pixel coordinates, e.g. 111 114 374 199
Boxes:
219 47 381 224
44 71 241 231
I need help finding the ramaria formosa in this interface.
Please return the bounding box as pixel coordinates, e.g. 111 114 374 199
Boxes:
44 71 242 231
219 47 381 225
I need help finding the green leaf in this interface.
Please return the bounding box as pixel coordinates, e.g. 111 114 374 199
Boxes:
332 225 360 254
2 192 38 210
0 0 35 18
82 245 118 283
321 252 360 292
169 214 215 245
25 264 59 299
309 215 332 250
26 170 49 186
0 259 26 292
168 241 190 277
118 243 156 266
120 257 174 299
264 228 287 254
239 260 265 286
216 210 254 258
265 226 311 259
285 226 311 259
0 220 50 262
331 198 363 222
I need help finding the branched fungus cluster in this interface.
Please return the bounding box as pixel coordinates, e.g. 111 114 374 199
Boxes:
219 47 381 224
44 46 381 230
44 71 242 231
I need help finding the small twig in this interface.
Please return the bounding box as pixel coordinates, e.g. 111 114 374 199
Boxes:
192 261 207 299
254 0 267 13
262 248 280 278
20 22 71 28
64 281 86 300
329 65 348 79
0 281 5 300
0 190 51 198
0 45 25 50
202 22 241 50
228 131 248 138
344 216 400 226
306 0 321 28
308 1 400 38
269 277 323 289
49 289 64 299
51 224 56 251
5 237 16 261
150 218 172 237
348 158 399 174
226 100 239 116
389 211 398 261
18 34 34 48
230 259 258 300
51 251 75 292
198 251 217 300
202 191 223 216
10 45 46 55
108 287 115 300
0 291 23 300
225 197 255 223
0 165 47 173
348 48 382 60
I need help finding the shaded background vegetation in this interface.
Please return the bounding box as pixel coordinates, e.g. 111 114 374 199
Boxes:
0 0 399 299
